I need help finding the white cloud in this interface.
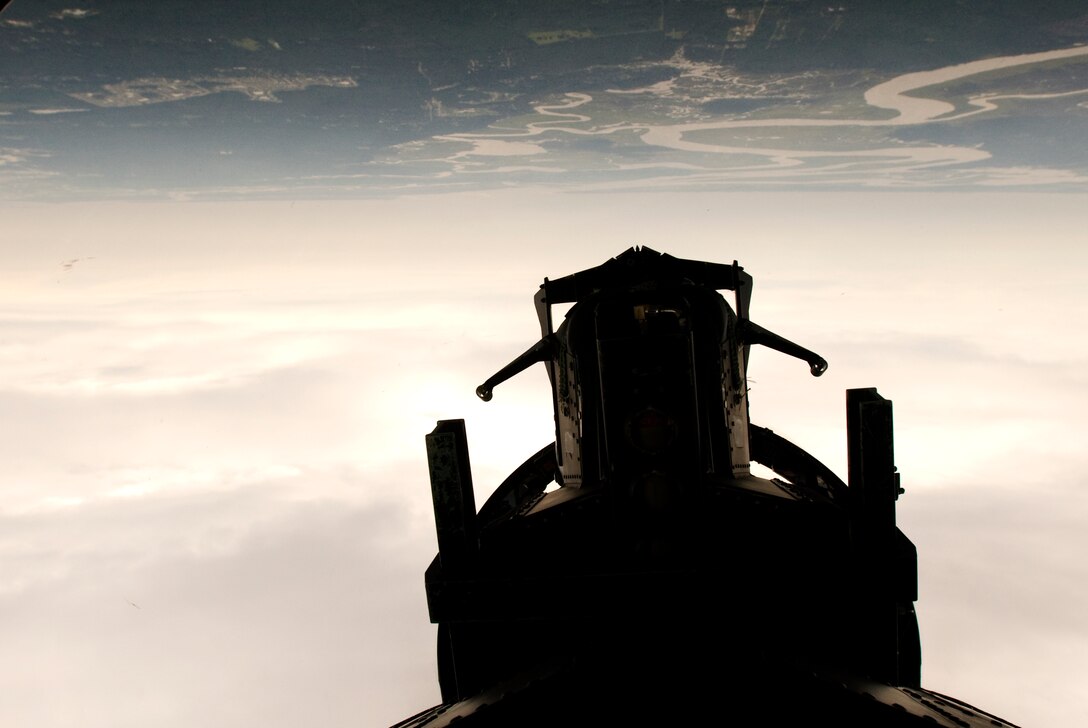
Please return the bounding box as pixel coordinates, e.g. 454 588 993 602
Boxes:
50 8 99 20
0 191 1084 726
0 493 440 728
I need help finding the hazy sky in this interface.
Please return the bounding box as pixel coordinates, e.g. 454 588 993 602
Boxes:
1 189 1086 727
3 2 1088 726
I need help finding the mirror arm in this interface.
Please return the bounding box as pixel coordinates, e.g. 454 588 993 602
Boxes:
476 336 555 401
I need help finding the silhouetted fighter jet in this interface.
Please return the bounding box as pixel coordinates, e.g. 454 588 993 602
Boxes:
399 248 1017 727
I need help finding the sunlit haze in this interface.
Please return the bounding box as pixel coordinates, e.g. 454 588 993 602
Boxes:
2 2 1087 727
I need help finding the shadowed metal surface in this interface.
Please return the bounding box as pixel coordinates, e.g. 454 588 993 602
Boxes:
400 249 1017 726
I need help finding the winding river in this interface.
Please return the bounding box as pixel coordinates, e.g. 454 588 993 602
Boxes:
434 45 1088 184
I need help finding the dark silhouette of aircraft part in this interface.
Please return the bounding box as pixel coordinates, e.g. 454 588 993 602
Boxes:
399 248 1018 727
